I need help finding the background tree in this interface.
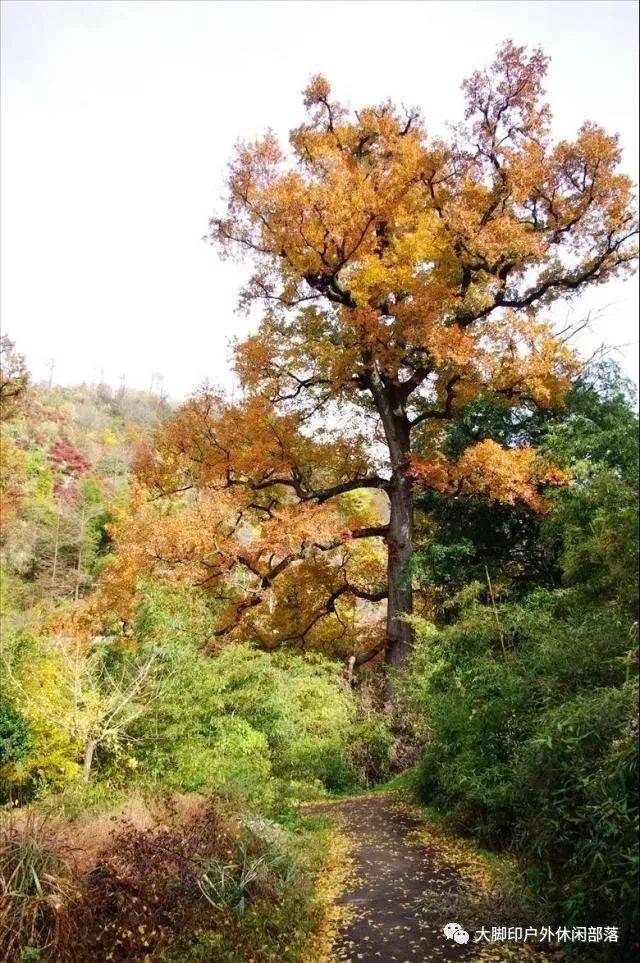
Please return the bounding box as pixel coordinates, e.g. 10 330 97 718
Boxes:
131 42 637 670
3 637 159 783
0 335 28 422
409 360 639 607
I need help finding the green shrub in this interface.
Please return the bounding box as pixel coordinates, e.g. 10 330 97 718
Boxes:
347 716 395 786
129 584 362 804
515 682 639 934
404 592 639 935
0 697 32 767
168 718 274 807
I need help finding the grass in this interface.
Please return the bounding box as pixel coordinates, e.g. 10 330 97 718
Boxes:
0 813 77 961
368 765 421 796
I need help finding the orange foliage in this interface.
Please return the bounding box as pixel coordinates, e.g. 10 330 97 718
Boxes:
209 42 635 420
411 440 571 511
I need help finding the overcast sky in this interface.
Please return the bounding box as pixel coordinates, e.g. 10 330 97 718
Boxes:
1 0 638 398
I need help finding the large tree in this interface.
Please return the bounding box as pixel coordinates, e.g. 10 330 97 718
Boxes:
122 43 636 670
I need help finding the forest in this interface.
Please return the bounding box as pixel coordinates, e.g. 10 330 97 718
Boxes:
1 40 638 963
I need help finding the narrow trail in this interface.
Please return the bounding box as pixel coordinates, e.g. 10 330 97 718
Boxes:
316 794 475 963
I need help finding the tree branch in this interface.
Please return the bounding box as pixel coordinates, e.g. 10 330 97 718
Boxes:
248 474 390 502
410 374 461 428
353 639 388 667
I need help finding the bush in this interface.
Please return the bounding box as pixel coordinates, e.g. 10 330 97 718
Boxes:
78 807 233 961
77 804 311 962
403 591 639 938
4 580 396 809
347 716 395 787
515 682 639 936
403 367 639 953
0 698 32 768
130 585 363 803
168 718 274 808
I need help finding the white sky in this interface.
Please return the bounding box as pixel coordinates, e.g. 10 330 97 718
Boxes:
1 0 638 398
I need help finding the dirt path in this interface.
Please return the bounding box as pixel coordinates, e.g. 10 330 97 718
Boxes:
316 795 475 963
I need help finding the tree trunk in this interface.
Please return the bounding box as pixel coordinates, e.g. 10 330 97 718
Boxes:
82 737 96 781
51 512 60 598
386 469 414 670
366 366 415 674
74 508 85 603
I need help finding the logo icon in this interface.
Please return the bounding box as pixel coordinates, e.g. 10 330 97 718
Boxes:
444 922 470 944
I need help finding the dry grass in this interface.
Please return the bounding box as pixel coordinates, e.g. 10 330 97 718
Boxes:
60 791 207 874
0 793 211 961
0 812 78 961
1 795 349 962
